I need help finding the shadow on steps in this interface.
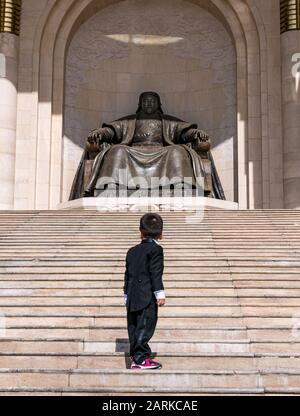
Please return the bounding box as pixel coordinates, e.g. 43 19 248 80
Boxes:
115 338 158 369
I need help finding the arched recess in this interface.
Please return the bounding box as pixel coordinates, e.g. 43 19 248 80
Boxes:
21 0 266 209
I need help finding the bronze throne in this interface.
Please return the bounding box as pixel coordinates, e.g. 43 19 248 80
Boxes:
69 92 225 201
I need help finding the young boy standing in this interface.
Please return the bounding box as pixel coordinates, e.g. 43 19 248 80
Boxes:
123 213 165 370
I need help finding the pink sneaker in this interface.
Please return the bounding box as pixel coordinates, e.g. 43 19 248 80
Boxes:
131 358 162 370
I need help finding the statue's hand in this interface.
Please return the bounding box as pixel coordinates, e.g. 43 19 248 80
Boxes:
191 130 211 153
193 130 210 143
87 128 104 146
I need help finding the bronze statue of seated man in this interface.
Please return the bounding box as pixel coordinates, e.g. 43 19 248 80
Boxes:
69 91 225 200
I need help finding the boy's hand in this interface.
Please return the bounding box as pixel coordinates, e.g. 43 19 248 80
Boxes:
157 299 165 307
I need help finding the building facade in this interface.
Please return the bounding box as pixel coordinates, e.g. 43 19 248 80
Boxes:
0 0 299 210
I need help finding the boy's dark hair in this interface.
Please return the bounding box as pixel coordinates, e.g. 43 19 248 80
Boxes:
140 213 163 239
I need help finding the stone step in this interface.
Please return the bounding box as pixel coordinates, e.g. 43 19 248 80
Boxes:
86 340 250 354
1 237 298 242
261 372 300 390
3 327 248 341
240 298 300 305
0 227 298 231
0 257 293 264
0 260 231 266
2 268 300 275
1 260 299 266
237 281 300 288
3 281 300 289
3 287 300 297
248 329 300 342
60 368 300 390
1 305 300 318
3 295 300 306
0 217 297 222
2 224 207 228
5 236 296 240
2 239 298 243
0 274 235 281
0 354 256 371
0 209 300 394
0 273 300 280
2 316 300 330
0 239 294 244
11 224 288 227
0 236 294 242
1 218 300 221
2 327 300 343
0 226 299 229
0 219 297 222
1 250 298 255
0 253 298 260
0 388 267 395
0 368 261 390
2 260 300 267
0 281 235 289
251 343 300 354
0 296 297 307
1 221 298 225
243 317 300 328
0 296 241 306
0 288 238 296
1 218 298 221
4 316 245 328
0 253 298 259
2 354 300 372
4 325 300 341
26 214 299 216
0 340 251 354
0 305 243 316
1 238 300 243
1 244 298 250
1 246 296 252
13 219 295 222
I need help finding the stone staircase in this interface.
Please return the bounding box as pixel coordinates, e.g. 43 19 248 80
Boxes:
0 209 300 395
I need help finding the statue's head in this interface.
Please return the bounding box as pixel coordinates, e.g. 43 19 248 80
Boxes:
137 91 163 115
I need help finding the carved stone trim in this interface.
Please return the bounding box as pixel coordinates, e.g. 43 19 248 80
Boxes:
0 0 22 36
281 0 300 33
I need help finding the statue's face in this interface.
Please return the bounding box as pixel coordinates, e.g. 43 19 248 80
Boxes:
141 94 159 115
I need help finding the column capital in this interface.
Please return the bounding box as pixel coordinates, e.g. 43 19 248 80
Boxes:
281 0 300 33
0 0 22 36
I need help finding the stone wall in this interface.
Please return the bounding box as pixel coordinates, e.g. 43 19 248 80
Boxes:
281 30 300 208
13 0 50 209
64 0 237 202
8 0 285 209
0 33 19 209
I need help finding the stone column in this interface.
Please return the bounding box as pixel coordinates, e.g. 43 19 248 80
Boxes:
0 0 21 209
281 0 300 208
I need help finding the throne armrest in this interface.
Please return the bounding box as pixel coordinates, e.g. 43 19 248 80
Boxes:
189 141 213 197
202 158 213 197
83 142 112 192
83 159 95 191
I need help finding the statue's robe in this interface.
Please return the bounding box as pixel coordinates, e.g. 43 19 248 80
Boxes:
69 114 225 200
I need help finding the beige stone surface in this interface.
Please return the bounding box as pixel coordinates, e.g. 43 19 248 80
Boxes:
0 34 19 209
1 209 300 392
63 0 237 203
281 31 300 208
6 0 286 210
57 196 239 211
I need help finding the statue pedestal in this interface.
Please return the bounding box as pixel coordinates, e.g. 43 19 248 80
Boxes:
57 197 238 211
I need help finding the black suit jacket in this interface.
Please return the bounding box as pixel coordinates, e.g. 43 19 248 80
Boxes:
124 239 164 312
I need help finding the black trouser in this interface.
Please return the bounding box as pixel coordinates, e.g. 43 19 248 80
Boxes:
127 299 158 365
